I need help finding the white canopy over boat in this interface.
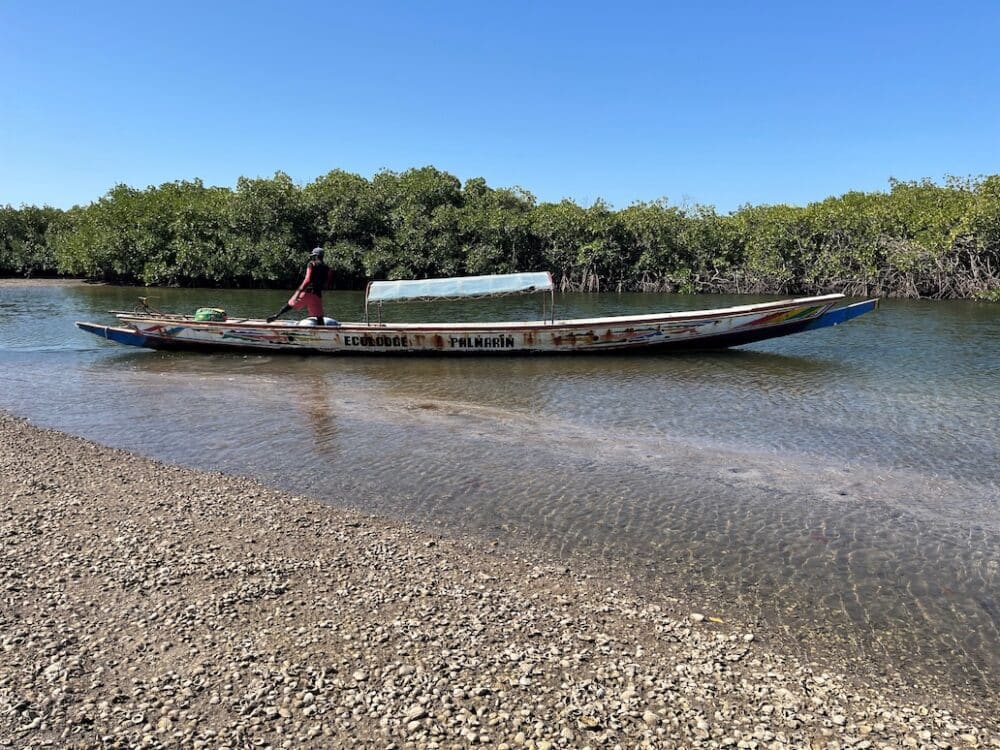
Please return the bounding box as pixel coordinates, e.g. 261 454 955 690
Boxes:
366 272 554 303
365 271 556 322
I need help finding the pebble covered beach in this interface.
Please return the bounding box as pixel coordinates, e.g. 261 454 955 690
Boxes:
1 412 996 749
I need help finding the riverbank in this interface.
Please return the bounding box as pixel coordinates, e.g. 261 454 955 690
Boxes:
0 412 995 749
0 277 92 287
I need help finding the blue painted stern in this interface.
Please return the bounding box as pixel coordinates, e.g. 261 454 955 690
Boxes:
76 322 152 349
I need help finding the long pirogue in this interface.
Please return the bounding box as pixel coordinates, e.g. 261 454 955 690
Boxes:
77 271 877 355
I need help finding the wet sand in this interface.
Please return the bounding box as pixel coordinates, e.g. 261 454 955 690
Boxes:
0 412 996 749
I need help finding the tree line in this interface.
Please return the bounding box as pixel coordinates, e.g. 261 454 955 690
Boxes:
2 168 998 300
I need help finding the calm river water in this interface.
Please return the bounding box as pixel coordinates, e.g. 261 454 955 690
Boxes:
1 283 997 698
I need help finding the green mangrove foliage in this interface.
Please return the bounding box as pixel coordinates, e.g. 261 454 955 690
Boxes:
2 170 998 299
0 204 67 277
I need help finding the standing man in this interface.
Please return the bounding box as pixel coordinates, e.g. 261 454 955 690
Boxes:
267 247 332 323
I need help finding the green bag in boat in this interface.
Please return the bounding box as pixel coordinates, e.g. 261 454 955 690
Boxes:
194 307 227 322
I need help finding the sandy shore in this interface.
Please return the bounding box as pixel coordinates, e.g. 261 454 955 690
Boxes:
0 277 94 288
1 413 995 749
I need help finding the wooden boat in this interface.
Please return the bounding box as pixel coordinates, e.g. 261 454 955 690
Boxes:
76 272 877 355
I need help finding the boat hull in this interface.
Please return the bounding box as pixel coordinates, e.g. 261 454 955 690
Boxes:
76 295 877 355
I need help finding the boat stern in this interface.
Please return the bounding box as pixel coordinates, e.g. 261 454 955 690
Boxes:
76 321 151 349
798 298 878 331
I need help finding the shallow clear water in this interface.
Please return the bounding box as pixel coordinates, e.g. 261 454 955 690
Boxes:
1 283 997 696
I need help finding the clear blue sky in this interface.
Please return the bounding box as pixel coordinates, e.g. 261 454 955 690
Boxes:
2 0 998 213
